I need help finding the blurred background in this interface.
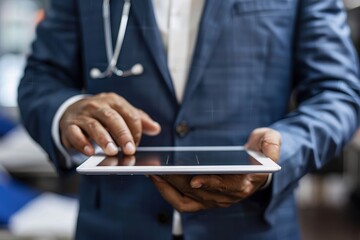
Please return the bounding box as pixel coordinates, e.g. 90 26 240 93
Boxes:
0 0 359 239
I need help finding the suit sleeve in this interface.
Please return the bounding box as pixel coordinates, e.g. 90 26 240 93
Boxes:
18 0 83 174
265 0 360 222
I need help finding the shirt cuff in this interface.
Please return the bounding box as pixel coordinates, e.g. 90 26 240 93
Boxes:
51 94 90 168
260 173 273 190
172 210 183 236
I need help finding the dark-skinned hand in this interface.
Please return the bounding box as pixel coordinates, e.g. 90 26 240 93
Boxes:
151 128 281 213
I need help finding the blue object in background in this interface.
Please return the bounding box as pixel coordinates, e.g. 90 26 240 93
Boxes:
0 172 38 225
0 115 15 137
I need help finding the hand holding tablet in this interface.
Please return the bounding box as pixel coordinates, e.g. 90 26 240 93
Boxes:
76 146 281 175
148 128 282 212
77 128 282 212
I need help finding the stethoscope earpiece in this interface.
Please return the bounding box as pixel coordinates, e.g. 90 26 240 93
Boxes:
131 64 144 76
90 68 102 79
90 63 143 79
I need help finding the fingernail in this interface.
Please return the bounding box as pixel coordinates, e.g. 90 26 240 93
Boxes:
125 142 136 154
83 145 92 155
152 175 165 182
191 181 202 189
106 142 118 155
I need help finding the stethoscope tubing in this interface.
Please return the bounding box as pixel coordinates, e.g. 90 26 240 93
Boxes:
91 0 143 79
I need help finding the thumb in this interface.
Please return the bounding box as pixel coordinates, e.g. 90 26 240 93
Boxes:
245 128 281 162
138 110 161 136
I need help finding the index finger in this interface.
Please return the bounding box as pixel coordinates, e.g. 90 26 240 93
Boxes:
91 107 135 155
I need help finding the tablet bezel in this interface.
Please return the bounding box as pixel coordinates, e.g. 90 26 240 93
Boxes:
76 146 281 175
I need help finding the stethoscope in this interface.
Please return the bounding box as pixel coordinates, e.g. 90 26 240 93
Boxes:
90 0 144 79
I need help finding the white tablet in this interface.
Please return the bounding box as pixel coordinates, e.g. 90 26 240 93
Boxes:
76 146 281 175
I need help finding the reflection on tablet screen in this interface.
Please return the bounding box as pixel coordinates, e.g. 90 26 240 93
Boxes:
97 151 261 167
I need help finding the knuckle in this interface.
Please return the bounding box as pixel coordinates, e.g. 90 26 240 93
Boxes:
128 110 141 122
108 92 118 98
73 118 84 127
104 92 119 101
86 100 101 111
101 108 118 120
108 92 123 102
98 92 108 98
242 187 252 196
97 93 106 97
96 93 107 100
122 110 141 127
113 128 132 144
218 185 228 193
97 135 109 145
64 124 77 136
61 115 74 126
86 120 99 130
237 185 251 198
109 92 123 100
116 127 130 138
60 115 77 125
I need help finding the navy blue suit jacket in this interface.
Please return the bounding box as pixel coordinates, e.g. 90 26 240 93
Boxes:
18 0 360 239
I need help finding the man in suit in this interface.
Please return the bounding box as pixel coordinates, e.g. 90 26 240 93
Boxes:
18 0 360 239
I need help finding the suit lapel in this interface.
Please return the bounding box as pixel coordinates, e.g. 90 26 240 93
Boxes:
131 0 176 99
182 0 231 106
131 0 231 105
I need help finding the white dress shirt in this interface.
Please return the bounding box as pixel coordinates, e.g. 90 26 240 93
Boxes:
153 0 205 103
153 0 205 235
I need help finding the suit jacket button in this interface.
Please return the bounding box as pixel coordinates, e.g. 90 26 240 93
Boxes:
157 212 170 225
176 121 189 137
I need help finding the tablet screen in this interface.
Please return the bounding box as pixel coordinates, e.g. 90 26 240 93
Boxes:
77 146 281 175
97 150 261 167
